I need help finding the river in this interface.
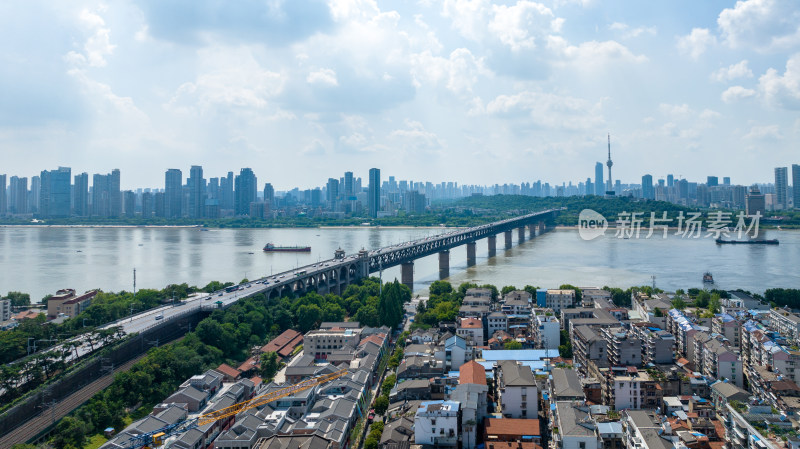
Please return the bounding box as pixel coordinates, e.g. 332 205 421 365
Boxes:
0 226 798 302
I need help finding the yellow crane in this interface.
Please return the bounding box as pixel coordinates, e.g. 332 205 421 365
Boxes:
129 368 350 448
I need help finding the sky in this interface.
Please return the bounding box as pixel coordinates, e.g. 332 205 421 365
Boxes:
1 0 799 190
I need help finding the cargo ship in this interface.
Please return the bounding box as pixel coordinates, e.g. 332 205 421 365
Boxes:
715 238 779 245
263 243 311 252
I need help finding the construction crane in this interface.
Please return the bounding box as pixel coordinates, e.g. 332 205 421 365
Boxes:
125 368 350 449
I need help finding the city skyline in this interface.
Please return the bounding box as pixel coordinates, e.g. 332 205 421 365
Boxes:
1 1 800 187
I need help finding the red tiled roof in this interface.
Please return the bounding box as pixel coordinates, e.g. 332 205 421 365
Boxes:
677 358 690 366
63 290 97 305
485 418 541 437
250 376 263 388
237 357 259 373
460 360 487 386
277 334 304 358
13 310 42 320
460 317 482 329
215 363 241 379
360 334 386 348
485 443 542 449
261 329 303 355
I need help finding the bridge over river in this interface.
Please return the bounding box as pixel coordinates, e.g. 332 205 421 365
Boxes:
205 208 560 307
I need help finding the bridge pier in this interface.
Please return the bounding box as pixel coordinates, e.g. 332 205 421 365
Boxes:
401 262 414 292
528 223 536 239
466 242 476 266
504 231 513 249
439 250 450 279
518 227 526 243
487 235 497 257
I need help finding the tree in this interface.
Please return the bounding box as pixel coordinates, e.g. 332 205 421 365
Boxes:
5 291 30 307
523 285 538 297
653 307 664 317
504 340 523 350
261 352 279 381
297 304 323 333
429 281 453 296
382 374 396 396
559 284 582 303
364 437 379 449
501 286 517 296
708 294 721 314
672 297 687 310
374 395 389 414
695 291 711 308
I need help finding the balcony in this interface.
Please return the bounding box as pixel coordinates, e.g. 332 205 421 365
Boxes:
434 436 458 446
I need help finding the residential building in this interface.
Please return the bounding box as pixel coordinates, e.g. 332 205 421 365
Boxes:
769 308 800 345
46 289 97 319
497 361 538 419
545 289 576 312
622 410 674 449
712 313 741 347
414 400 460 447
0 299 11 322
457 317 484 346
487 312 508 337
484 418 541 447
552 401 599 449
548 368 585 403
573 325 607 376
605 367 661 410
710 380 750 412
304 327 363 361
165 169 183 218
368 168 380 218
601 327 642 367
631 324 675 364
532 310 560 350
776 167 789 209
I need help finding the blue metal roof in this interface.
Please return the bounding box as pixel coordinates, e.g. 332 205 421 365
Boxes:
481 349 558 361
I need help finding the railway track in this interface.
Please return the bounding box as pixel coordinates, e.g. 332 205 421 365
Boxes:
0 354 145 448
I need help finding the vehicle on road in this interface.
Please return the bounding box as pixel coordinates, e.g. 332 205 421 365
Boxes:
155 314 163 320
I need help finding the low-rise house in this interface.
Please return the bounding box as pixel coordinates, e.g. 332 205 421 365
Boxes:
260 329 303 359
484 418 542 447
396 355 445 380
46 288 97 319
621 410 674 449
549 368 585 403
458 317 484 346
551 402 599 449
532 309 560 350
545 289 576 313
390 379 431 402
487 312 508 337
380 416 414 449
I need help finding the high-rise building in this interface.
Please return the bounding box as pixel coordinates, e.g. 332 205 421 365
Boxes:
123 190 135 217
234 168 257 216
188 165 205 219
775 167 788 210
594 162 604 196
165 169 183 218
0 174 6 216
368 168 380 218
344 171 354 197
793 164 800 209
746 186 766 216
667 174 674 187
108 169 121 217
642 174 654 200
92 173 110 217
39 167 72 218
263 183 274 206
141 192 154 218
30 176 40 213
723 177 731 186
326 178 339 210
220 172 234 211
73 173 89 216
707 176 718 187
9 176 27 214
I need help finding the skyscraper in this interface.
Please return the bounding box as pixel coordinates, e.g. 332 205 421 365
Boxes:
188 165 205 219
775 167 788 210
92 173 110 217
9 176 27 214
0 174 6 216
108 169 121 217
723 177 731 186
594 162 603 196
73 173 89 216
263 183 275 206
123 190 136 217
746 186 766 216
327 178 339 210
793 164 800 210
368 168 380 218
667 174 674 187
234 168 257 216
39 167 71 218
642 174 654 200
344 171 354 197
707 176 719 187
220 172 234 211
165 169 183 218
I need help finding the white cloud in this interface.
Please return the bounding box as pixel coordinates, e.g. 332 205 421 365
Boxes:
547 36 647 65
721 85 757 103
711 60 754 82
307 68 339 86
758 53 800 109
485 91 604 130
410 48 488 94
677 28 716 59
488 1 560 51
609 22 657 39
389 119 444 151
743 124 782 140
717 0 800 51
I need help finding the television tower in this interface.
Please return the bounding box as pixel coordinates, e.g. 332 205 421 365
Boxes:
605 133 615 196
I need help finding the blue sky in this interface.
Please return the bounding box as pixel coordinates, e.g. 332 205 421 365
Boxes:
1 0 798 189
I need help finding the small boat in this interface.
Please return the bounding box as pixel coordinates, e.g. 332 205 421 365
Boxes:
703 272 714 284
716 238 779 245
263 243 311 253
